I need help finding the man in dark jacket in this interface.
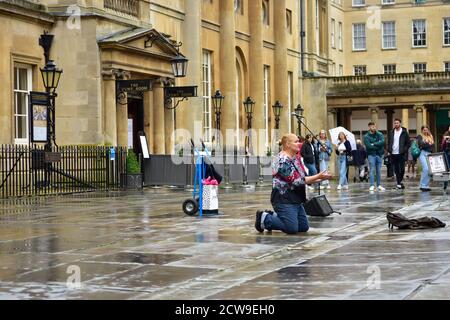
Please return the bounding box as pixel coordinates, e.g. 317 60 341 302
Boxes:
364 122 385 191
301 134 319 190
387 118 410 189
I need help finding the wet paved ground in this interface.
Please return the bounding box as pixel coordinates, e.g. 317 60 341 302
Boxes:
0 179 449 300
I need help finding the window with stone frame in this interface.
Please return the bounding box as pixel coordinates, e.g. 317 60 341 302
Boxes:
353 65 367 76
414 62 427 73
445 62 450 72
382 21 396 49
13 64 32 144
331 18 336 48
353 23 366 51
352 0 365 6
202 50 213 143
444 18 450 46
383 64 397 74
412 19 426 47
263 65 270 148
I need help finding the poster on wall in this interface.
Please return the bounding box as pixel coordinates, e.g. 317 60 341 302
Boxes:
29 91 49 143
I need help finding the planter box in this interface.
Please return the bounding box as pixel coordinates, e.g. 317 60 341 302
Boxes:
122 173 143 190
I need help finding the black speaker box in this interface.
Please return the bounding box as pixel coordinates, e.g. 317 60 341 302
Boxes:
304 195 338 217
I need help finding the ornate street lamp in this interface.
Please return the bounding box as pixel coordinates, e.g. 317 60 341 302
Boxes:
295 104 304 136
272 100 283 130
40 60 63 94
212 90 225 145
243 96 255 130
242 96 255 187
171 54 188 78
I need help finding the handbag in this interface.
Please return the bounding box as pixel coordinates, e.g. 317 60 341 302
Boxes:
410 140 421 160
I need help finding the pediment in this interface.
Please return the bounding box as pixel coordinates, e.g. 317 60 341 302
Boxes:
98 28 182 60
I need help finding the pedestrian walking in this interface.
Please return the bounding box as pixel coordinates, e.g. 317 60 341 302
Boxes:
440 127 450 190
254 134 332 234
335 132 352 190
417 125 435 192
406 137 417 179
353 139 368 182
316 130 332 189
387 118 410 189
364 122 386 192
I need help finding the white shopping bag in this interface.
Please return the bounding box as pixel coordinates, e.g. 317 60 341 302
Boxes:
202 185 219 210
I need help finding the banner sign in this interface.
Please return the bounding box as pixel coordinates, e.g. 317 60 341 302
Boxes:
164 86 198 98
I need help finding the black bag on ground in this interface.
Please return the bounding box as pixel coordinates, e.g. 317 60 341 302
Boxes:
387 212 446 230
304 195 341 217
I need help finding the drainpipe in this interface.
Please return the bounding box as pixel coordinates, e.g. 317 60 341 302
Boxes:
300 0 305 75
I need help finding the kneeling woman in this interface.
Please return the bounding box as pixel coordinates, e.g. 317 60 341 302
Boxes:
255 134 332 234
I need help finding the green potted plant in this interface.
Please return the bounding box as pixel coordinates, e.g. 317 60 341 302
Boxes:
125 149 143 190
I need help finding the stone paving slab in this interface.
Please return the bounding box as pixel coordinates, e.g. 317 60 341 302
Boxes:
0 180 449 299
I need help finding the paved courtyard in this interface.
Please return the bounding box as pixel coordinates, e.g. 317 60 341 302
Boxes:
0 179 449 300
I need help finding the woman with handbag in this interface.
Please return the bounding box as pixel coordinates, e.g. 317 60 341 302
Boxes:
255 134 332 234
417 125 435 192
335 132 352 190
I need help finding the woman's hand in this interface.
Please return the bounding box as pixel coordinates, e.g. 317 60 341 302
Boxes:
317 170 333 181
305 170 334 184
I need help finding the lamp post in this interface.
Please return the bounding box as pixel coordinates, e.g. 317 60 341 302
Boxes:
242 97 255 187
272 101 283 130
170 54 188 78
212 90 231 189
295 104 304 136
212 90 224 151
40 60 63 152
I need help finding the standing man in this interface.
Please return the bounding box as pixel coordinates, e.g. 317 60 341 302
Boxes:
364 122 386 191
388 118 410 190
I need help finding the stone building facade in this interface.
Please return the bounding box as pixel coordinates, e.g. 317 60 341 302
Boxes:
0 0 301 157
1 0 449 159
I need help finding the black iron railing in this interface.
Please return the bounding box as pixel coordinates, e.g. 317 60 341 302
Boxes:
0 145 127 198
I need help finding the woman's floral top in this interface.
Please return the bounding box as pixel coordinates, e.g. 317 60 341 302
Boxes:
271 153 307 204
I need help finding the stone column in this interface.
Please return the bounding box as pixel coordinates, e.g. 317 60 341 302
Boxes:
116 94 128 148
143 90 154 153
369 107 379 125
274 0 289 133
179 0 202 142
164 102 174 155
414 104 424 133
153 80 165 155
220 0 238 149
102 72 117 146
402 108 409 130
327 108 337 130
423 105 428 127
385 109 395 135
249 0 264 155
345 109 352 131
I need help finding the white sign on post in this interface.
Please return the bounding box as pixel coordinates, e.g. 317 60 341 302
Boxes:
140 135 150 159
128 119 133 149
428 153 448 174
